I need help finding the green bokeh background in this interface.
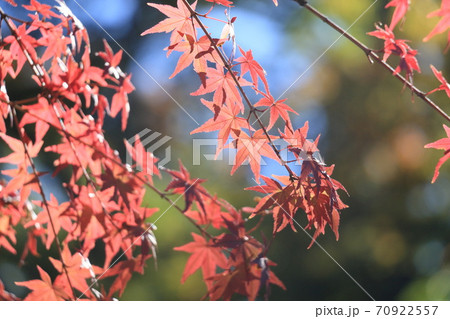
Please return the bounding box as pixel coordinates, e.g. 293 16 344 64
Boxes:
1 0 449 300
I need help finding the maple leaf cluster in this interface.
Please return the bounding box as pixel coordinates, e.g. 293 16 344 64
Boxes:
368 0 450 182
161 159 287 300
0 0 165 300
141 0 450 299
368 0 450 84
0 0 291 301
367 24 420 82
142 0 349 296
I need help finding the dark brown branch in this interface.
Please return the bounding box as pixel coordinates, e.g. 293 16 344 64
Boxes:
293 0 450 123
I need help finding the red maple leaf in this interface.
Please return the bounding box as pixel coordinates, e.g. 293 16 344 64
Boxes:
19 97 61 145
23 0 58 19
428 65 450 98
0 133 42 166
298 162 348 248
44 109 110 180
3 23 39 78
205 0 233 7
192 64 251 113
385 0 410 29
215 207 262 259
185 196 227 229
124 134 160 179
0 214 17 254
169 35 218 78
165 160 208 213
50 246 100 299
191 98 249 154
24 195 72 250
16 266 72 301
425 124 450 183
110 74 134 131
424 0 450 51
207 253 284 300
280 121 310 149
141 0 199 48
96 39 123 69
280 121 349 247
254 90 298 130
235 47 269 92
37 23 71 63
102 255 149 298
246 176 298 233
174 233 227 288
368 25 420 81
0 48 14 83
230 129 280 183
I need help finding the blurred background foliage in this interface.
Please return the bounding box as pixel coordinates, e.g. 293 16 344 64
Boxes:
1 0 449 300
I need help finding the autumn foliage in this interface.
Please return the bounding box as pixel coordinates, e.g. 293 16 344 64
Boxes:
0 0 449 301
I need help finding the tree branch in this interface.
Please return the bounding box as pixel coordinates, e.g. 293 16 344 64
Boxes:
293 0 450 123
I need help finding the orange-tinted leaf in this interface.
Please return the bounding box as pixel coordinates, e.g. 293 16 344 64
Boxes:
174 233 227 286
185 196 226 229
254 90 297 130
141 0 198 48
50 246 97 298
0 133 43 165
235 47 269 92
102 256 149 298
191 99 249 153
191 65 250 112
230 129 280 183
